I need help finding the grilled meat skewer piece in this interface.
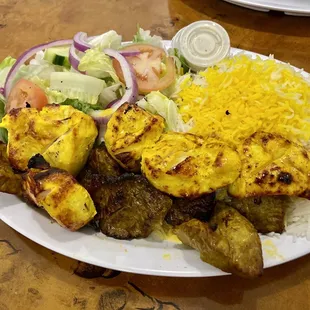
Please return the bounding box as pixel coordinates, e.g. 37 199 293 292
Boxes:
23 154 96 231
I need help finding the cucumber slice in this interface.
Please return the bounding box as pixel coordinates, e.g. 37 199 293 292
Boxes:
44 46 70 68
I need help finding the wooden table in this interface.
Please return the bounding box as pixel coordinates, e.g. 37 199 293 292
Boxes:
1 0 310 309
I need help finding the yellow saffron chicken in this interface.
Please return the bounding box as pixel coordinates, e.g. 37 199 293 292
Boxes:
0 105 98 176
229 131 310 198
141 132 241 198
105 103 165 172
23 155 96 231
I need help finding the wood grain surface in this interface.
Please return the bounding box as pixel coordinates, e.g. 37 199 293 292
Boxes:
1 0 310 309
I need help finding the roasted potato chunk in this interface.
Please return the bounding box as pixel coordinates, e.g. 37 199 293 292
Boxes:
86 173 172 239
0 143 22 195
142 132 241 198
165 193 216 227
0 105 98 176
176 207 263 278
229 196 288 233
229 132 310 198
105 103 165 172
23 155 96 231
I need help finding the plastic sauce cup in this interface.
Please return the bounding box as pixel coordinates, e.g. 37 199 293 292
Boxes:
172 21 231 71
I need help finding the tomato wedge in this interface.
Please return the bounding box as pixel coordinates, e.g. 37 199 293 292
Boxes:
6 79 48 113
112 44 176 94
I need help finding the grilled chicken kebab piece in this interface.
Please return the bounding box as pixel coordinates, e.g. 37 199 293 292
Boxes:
105 103 165 172
0 105 98 176
141 132 241 198
229 132 310 199
23 154 96 231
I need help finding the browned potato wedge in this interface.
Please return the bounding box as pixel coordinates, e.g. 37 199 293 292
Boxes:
176 207 263 278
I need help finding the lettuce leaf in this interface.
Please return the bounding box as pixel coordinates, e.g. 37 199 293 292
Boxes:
99 83 123 108
78 48 120 82
88 30 122 50
0 56 15 71
59 98 102 114
168 48 190 75
30 76 68 104
0 98 8 143
0 56 16 98
137 91 193 132
133 27 163 48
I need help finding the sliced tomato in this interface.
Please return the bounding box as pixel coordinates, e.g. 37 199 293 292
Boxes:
6 79 48 112
112 44 176 94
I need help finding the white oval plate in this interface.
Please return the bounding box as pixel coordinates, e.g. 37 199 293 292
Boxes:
1 41 310 277
223 0 310 16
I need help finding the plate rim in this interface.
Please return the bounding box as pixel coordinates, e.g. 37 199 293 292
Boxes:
223 0 310 15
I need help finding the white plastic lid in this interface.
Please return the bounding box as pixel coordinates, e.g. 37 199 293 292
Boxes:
171 28 183 51
173 21 231 71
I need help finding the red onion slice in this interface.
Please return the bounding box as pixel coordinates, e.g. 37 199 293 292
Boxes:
103 48 138 111
86 49 138 138
120 51 141 57
4 39 72 97
73 32 91 53
69 44 85 74
89 110 113 143
106 99 118 109
89 110 112 125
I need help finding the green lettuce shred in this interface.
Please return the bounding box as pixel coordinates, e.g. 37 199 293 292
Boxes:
59 98 102 114
133 26 163 48
78 48 120 82
0 98 8 143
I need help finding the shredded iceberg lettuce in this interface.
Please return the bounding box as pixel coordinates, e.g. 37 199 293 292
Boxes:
0 56 16 100
99 83 123 108
137 91 193 132
88 30 122 50
168 48 190 75
30 76 68 104
161 73 192 99
0 56 15 72
78 48 119 82
133 27 163 48
59 98 102 114
0 98 8 143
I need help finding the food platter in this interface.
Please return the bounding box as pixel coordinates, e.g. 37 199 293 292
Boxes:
1 40 310 277
223 0 310 16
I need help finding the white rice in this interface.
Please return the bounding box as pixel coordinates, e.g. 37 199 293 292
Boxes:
285 197 310 241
